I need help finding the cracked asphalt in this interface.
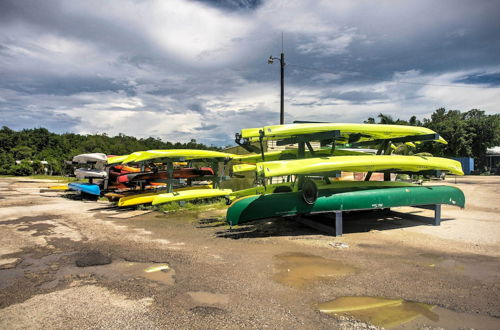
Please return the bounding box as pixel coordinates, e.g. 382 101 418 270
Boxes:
0 176 499 329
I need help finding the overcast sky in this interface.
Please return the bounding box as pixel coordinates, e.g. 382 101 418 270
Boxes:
1 0 499 146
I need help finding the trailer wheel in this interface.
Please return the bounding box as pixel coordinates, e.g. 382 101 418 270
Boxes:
301 179 318 205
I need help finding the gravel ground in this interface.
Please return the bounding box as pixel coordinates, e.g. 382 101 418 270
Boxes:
0 176 499 329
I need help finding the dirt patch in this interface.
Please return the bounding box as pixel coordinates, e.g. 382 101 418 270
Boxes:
0 285 157 329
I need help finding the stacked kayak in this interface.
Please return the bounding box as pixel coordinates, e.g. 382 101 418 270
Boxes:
74 168 107 180
68 182 101 196
115 167 214 184
68 153 109 196
228 123 465 225
105 149 235 207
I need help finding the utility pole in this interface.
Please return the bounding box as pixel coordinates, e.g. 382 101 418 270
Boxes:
268 33 286 125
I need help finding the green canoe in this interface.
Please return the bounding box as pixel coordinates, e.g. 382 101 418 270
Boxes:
226 185 465 225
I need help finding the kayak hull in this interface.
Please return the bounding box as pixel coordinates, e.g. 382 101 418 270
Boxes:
121 149 234 164
68 183 101 196
241 123 447 144
230 181 418 198
118 185 213 207
74 168 108 179
116 167 214 183
256 155 464 177
226 185 465 225
73 153 107 163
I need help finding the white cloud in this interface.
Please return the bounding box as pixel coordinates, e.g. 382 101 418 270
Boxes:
1 0 499 146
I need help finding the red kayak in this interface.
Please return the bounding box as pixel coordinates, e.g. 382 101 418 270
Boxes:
108 165 141 182
116 167 214 183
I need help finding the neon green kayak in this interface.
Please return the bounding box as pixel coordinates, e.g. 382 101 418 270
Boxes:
107 155 130 164
232 148 371 164
233 163 257 173
118 185 213 207
256 155 464 177
230 180 417 198
120 149 234 164
241 123 447 144
151 188 232 205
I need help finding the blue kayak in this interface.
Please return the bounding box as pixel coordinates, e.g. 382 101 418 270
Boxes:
68 183 101 196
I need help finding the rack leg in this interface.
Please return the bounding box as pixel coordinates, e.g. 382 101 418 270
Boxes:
434 204 441 226
334 211 343 236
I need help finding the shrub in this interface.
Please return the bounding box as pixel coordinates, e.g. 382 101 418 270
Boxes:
12 161 34 176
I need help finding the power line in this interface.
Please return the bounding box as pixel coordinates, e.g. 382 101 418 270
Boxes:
286 63 496 89
394 80 493 89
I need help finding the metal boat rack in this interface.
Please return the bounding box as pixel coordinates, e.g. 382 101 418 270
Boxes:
294 204 442 236
234 124 449 236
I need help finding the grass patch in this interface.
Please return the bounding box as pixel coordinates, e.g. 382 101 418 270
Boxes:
155 198 228 213
0 174 83 182
25 175 82 182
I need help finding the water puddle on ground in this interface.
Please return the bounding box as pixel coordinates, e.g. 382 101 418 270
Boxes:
140 263 175 285
317 296 437 328
317 296 500 329
273 252 355 288
55 260 176 286
104 262 175 285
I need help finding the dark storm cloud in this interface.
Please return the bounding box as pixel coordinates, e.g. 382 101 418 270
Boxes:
194 0 262 10
0 105 80 133
2 75 136 96
0 0 499 145
455 73 500 86
194 123 219 131
0 0 156 57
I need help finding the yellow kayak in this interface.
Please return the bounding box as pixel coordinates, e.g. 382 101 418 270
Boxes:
240 123 447 144
49 184 69 190
107 155 130 164
233 164 257 173
256 155 464 177
151 188 232 205
232 148 371 164
120 149 234 164
230 180 416 198
118 185 213 207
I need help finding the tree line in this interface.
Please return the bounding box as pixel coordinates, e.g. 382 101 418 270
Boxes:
364 108 499 170
0 107 498 176
0 127 220 176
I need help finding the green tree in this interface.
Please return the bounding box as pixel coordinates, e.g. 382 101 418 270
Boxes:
462 109 500 169
11 145 34 160
12 161 34 176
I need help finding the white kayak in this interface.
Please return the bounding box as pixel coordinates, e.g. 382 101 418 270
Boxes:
73 153 108 163
74 168 108 179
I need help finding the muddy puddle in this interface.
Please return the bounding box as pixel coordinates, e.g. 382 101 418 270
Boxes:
419 253 500 283
52 260 176 286
1 254 175 290
318 296 500 329
187 291 229 305
318 296 437 328
83 261 175 285
273 252 355 288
